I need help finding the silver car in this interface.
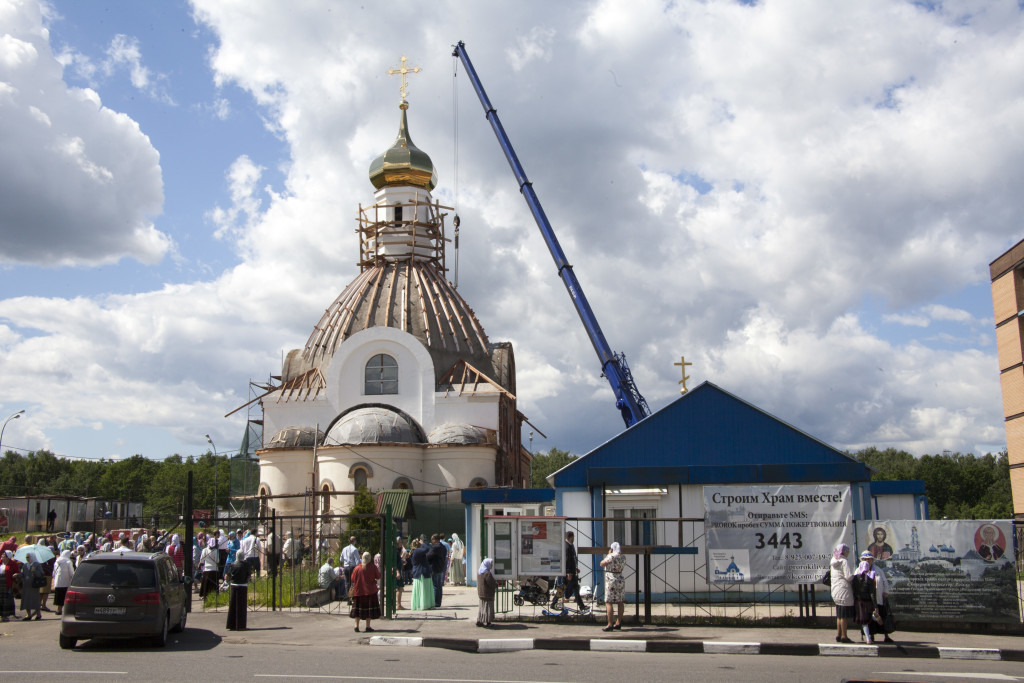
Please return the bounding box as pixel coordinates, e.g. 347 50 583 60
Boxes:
59 551 188 649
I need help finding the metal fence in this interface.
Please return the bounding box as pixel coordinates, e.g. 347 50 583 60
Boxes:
186 510 398 615
497 516 1023 626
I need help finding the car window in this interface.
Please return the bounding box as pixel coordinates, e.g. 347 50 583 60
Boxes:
74 561 157 589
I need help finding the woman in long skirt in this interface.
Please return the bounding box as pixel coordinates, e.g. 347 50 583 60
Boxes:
349 552 381 633
409 539 434 611
19 553 43 621
0 551 18 621
476 558 496 627
225 549 251 631
199 538 220 599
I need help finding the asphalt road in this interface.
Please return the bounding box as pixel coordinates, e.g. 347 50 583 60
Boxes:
1 618 1022 683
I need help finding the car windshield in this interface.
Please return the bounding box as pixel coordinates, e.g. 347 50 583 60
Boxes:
74 561 157 589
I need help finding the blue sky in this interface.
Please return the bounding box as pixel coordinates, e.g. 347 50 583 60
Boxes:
1 0 1021 464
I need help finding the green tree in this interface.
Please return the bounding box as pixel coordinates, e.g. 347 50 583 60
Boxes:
347 484 380 556
530 447 578 488
852 447 917 480
97 455 159 505
145 455 190 519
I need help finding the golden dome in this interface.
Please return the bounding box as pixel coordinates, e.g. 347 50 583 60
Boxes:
368 101 437 191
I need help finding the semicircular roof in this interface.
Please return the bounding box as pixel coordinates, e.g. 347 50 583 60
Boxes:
297 261 494 382
267 426 324 449
427 423 489 445
324 404 426 445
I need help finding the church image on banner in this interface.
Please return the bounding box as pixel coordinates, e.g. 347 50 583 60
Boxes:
250 89 530 519
541 382 883 600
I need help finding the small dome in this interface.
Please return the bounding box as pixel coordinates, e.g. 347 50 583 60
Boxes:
368 102 437 191
267 426 324 449
428 423 489 445
326 405 425 445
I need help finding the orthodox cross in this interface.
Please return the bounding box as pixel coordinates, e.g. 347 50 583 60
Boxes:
674 355 692 394
387 55 421 101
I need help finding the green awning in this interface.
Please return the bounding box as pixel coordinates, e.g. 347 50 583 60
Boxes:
376 489 415 519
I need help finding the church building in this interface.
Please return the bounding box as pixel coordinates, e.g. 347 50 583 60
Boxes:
253 93 528 516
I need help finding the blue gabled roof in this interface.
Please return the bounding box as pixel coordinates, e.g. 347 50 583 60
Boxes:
550 382 870 488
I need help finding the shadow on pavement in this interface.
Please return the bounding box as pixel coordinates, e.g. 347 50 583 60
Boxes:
72 628 223 652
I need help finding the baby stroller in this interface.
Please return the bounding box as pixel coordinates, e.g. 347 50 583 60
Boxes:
513 576 554 608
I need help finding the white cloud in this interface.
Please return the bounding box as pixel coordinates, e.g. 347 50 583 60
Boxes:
0 0 170 266
1 0 1022 462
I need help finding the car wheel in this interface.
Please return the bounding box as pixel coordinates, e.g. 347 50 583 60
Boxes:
171 606 187 633
151 612 169 647
58 634 77 650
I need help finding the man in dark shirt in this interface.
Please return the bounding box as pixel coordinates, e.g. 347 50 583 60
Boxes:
555 531 587 611
426 533 448 607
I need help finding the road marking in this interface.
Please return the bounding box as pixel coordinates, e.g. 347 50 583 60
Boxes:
256 676 578 683
590 638 646 652
876 673 1022 681
3 672 127 676
478 637 533 652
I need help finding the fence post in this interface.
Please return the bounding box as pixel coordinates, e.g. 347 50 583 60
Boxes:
271 509 277 612
384 505 395 618
643 551 652 624
184 471 194 613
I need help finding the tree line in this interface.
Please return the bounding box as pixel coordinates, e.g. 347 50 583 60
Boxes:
0 450 232 518
0 445 1013 520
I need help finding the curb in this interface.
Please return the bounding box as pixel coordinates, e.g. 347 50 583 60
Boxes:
367 636 1024 660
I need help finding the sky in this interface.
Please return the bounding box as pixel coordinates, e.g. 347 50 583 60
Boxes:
1 0 1022 465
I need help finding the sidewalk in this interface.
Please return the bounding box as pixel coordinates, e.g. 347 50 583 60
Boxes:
197 586 1024 660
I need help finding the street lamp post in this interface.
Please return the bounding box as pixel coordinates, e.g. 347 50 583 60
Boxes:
0 409 25 457
206 434 217 521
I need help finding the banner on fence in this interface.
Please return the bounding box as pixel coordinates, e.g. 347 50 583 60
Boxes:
704 484 852 583
868 519 1018 623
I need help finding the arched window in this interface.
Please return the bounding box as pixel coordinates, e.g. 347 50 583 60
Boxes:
258 486 270 519
364 354 398 395
321 484 331 514
353 468 368 491
392 477 413 491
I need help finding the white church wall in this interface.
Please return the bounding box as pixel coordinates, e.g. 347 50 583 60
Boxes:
261 399 334 451
319 445 426 495
424 446 496 489
256 448 314 515
328 327 435 430
433 393 500 431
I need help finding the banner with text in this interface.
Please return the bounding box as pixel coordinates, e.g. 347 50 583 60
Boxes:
704 484 852 584
864 519 1018 624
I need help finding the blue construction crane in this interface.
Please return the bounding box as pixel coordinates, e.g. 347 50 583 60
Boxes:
452 41 650 428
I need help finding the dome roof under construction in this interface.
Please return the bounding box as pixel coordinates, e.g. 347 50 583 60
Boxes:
293 260 496 383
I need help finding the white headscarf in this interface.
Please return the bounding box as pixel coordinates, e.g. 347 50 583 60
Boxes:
451 533 464 551
478 558 493 575
610 542 621 555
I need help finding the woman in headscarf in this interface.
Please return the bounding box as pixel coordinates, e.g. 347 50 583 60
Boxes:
599 542 626 631
51 549 75 616
409 538 434 611
449 533 466 586
19 551 44 620
1 550 19 621
73 545 87 569
225 548 251 631
349 551 381 633
166 534 184 577
475 558 497 627
852 551 878 643
830 543 854 643
224 531 240 577
99 534 113 553
199 537 220 599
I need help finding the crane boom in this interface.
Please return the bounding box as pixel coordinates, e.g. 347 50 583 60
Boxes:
452 41 650 427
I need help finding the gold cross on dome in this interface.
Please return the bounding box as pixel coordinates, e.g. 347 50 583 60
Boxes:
387 55 422 102
674 355 693 394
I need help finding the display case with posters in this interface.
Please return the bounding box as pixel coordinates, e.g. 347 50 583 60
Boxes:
486 516 566 580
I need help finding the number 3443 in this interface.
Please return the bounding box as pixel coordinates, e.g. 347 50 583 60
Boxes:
754 532 802 549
